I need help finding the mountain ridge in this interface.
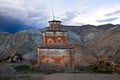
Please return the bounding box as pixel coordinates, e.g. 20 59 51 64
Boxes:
0 24 119 64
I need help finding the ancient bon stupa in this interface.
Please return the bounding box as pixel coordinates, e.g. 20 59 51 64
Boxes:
37 19 74 68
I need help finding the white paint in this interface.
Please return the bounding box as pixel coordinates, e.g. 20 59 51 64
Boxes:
44 32 67 36
46 32 53 36
43 58 55 63
40 49 69 57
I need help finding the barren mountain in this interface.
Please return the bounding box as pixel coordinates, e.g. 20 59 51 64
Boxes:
0 24 119 64
85 26 120 63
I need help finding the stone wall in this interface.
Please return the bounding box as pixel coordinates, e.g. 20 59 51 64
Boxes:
38 48 74 68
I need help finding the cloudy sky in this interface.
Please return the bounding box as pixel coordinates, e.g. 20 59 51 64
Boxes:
0 0 120 33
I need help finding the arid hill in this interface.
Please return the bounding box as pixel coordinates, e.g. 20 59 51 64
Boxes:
85 26 120 63
0 24 119 65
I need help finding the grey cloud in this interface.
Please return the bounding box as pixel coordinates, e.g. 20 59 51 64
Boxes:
105 10 120 16
65 12 77 20
0 0 49 33
96 17 119 23
0 15 29 33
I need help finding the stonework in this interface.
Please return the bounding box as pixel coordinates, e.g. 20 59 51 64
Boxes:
38 20 74 68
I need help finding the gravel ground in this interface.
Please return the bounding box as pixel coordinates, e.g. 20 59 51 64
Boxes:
44 73 120 80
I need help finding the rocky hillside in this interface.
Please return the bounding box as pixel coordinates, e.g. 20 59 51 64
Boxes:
0 24 119 64
85 26 120 63
0 29 43 58
62 24 117 44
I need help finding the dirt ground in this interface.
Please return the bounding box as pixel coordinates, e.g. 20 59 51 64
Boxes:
0 62 120 80
44 73 120 80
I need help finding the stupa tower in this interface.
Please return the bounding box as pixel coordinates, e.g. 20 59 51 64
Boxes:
38 19 74 68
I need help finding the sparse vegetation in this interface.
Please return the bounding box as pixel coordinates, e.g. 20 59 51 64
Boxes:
14 65 30 73
75 64 113 74
93 66 112 74
75 65 94 73
0 77 14 80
